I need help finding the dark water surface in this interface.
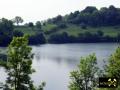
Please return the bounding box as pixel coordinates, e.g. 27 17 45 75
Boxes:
0 43 119 90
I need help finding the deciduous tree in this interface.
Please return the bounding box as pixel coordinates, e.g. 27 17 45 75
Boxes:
0 35 35 90
13 16 23 26
69 54 99 90
106 47 120 89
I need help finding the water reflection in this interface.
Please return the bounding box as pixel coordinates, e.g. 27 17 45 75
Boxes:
32 43 118 68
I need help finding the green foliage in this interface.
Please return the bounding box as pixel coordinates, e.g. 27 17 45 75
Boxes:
48 32 69 43
64 5 120 26
80 23 87 29
0 18 14 46
49 15 63 24
13 30 24 37
29 33 46 45
57 23 67 29
14 26 38 35
42 23 57 32
28 22 34 30
0 5 119 45
106 47 120 87
0 36 46 90
69 54 99 90
97 30 104 37
3 35 35 90
48 25 120 37
82 6 97 13
13 24 120 44
36 21 42 30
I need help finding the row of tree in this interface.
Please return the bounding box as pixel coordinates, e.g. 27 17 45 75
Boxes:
48 31 120 43
47 5 120 27
13 16 42 30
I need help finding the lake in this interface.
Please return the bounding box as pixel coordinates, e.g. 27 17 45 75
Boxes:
0 43 119 90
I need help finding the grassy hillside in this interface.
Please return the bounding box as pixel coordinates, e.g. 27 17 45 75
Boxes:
14 26 40 35
14 24 120 38
53 25 120 37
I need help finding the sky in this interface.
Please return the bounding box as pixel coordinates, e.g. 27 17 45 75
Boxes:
0 0 120 23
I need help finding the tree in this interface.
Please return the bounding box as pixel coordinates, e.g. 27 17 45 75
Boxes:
80 23 87 29
69 54 99 90
36 21 42 30
0 18 14 46
96 30 104 37
13 16 23 26
13 30 24 37
29 33 46 45
28 22 34 30
48 32 69 43
52 15 63 24
47 5 120 27
57 23 67 29
106 47 120 89
1 35 35 90
0 18 13 36
0 36 46 90
82 6 98 14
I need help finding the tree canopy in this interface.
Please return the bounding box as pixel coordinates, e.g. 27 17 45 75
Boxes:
13 16 24 26
4 35 35 90
0 18 14 46
47 5 120 27
69 54 99 90
106 47 120 86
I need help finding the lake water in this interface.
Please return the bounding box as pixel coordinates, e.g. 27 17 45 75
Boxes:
0 43 119 90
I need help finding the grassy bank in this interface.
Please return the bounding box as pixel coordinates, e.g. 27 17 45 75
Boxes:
14 24 120 37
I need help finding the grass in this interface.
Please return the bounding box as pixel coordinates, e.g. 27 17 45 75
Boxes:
42 24 57 32
14 24 120 37
14 26 40 35
52 25 120 37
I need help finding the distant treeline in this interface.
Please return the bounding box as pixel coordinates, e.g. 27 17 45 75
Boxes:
47 5 120 27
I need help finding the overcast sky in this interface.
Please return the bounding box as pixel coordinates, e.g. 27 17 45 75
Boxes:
0 0 120 23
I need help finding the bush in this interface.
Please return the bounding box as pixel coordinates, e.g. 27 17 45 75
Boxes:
57 23 67 29
80 23 87 29
29 33 46 45
48 32 69 43
13 30 24 37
